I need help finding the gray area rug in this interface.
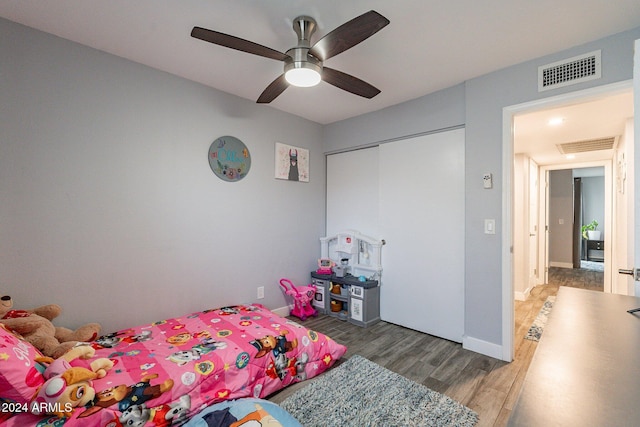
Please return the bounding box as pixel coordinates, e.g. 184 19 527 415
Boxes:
525 295 556 341
280 354 478 427
581 260 604 272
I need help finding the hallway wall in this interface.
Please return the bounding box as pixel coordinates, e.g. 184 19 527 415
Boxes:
549 170 574 267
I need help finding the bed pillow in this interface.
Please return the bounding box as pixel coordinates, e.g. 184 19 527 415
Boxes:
0 324 44 405
185 398 302 427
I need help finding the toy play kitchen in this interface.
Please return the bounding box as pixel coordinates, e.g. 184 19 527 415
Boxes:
311 230 384 327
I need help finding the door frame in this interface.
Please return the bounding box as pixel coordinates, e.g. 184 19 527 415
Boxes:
501 80 632 362
539 162 612 294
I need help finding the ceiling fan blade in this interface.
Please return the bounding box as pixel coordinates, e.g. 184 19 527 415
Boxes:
257 74 289 103
309 10 389 61
322 67 381 99
191 27 288 61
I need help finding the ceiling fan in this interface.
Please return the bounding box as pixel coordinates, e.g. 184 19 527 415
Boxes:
191 10 390 103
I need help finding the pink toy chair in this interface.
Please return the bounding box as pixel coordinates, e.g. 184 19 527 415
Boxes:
279 278 318 321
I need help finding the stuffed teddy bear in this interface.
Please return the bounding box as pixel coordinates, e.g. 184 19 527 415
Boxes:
31 346 113 418
0 294 101 358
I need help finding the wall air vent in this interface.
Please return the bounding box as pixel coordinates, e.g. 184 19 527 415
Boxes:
556 136 616 154
538 50 601 92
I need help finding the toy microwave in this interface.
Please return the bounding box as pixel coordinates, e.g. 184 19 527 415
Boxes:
316 258 334 275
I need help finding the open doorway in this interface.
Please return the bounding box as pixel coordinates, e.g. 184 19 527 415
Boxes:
512 88 632 298
547 167 605 292
501 81 634 362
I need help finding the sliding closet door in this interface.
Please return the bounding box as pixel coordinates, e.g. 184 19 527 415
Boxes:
325 129 464 342
326 147 379 238
379 129 465 342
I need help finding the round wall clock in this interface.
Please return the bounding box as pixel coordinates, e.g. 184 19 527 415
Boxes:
208 136 251 182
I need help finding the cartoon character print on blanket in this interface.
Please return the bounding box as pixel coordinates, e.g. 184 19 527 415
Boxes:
118 394 191 426
78 373 175 419
166 337 227 366
250 330 309 381
2 304 346 426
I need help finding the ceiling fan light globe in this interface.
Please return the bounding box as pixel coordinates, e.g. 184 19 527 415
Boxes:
285 67 321 87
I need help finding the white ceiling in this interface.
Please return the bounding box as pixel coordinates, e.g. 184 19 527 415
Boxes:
514 89 634 166
1 0 639 126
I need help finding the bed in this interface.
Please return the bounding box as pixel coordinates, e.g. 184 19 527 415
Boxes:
0 303 346 426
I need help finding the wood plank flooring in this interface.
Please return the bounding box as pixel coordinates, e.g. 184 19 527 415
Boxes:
268 265 604 426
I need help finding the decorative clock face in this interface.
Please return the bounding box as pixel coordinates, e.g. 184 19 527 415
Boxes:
208 136 251 182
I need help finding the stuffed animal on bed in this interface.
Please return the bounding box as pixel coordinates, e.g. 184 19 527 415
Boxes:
30 346 113 418
0 294 101 358
35 345 114 380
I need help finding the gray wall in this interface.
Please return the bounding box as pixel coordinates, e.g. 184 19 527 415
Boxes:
582 176 605 240
0 18 324 332
323 84 465 151
325 26 640 350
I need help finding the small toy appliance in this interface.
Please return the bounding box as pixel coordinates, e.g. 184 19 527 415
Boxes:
279 278 318 321
316 258 334 275
335 258 349 278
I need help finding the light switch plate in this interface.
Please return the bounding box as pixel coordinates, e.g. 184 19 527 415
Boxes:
485 219 496 234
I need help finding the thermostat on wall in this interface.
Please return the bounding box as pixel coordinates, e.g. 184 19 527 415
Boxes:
483 173 493 189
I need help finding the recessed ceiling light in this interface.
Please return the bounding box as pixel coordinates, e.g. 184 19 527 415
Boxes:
548 117 564 126
566 154 576 159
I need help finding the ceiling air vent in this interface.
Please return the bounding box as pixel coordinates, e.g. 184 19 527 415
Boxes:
538 50 601 92
556 136 616 154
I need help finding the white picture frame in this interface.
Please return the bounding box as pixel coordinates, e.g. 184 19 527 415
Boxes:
275 142 309 182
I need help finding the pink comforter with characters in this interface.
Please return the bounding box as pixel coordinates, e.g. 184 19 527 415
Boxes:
0 304 346 426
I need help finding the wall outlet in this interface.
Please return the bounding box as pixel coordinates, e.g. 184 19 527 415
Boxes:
257 286 265 299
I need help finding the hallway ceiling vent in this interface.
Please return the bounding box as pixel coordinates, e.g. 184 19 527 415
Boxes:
538 50 601 92
556 136 617 154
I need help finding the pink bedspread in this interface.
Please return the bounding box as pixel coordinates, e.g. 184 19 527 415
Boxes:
4 304 346 426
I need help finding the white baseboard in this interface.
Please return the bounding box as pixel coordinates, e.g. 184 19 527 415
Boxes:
514 286 532 301
271 305 290 317
463 335 504 360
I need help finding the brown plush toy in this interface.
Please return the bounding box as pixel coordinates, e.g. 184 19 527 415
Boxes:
0 295 101 358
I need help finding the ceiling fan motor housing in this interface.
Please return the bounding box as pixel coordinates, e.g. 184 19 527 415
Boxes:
285 15 323 82
284 16 322 86
284 47 322 74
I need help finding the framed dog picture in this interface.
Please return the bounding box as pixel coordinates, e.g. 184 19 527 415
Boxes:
275 142 309 182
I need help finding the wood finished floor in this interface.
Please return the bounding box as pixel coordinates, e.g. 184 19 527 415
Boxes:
268 265 603 426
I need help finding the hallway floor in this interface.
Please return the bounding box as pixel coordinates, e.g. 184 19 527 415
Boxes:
548 264 604 292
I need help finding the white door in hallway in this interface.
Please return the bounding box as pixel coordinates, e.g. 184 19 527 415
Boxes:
379 129 465 342
528 158 539 290
633 39 639 297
